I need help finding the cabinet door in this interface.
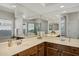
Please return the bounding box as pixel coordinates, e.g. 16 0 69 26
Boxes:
38 46 44 56
62 45 79 56
37 42 45 56
28 46 38 56
17 50 29 56
30 52 38 56
62 51 77 56
46 47 58 56
45 42 60 56
15 46 38 56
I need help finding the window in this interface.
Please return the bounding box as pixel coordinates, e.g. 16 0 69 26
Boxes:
60 16 66 36
28 23 35 35
0 19 12 41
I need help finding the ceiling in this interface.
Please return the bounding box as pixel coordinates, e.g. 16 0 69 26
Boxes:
0 3 79 23
21 3 79 14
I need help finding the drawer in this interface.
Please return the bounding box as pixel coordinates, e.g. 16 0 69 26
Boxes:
63 45 79 55
62 51 77 56
46 42 60 49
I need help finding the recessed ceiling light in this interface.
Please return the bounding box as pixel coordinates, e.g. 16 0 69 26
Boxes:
60 5 64 8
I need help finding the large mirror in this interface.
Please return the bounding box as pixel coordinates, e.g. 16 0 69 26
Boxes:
0 3 79 43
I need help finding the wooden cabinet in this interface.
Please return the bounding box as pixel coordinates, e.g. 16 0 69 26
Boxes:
62 51 77 56
45 42 79 56
14 43 45 56
45 42 60 56
15 46 38 56
28 46 38 56
13 42 79 56
17 50 29 56
37 43 45 56
46 47 58 56
61 45 79 56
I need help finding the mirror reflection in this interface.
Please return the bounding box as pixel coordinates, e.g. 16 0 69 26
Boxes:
0 3 79 43
0 19 13 42
22 19 48 37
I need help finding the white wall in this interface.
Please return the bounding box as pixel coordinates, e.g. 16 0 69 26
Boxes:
65 12 79 39
0 10 14 20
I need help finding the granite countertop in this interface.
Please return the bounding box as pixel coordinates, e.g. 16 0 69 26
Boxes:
0 36 79 56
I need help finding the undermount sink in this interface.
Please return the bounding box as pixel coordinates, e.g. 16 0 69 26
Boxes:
16 37 24 40
11 36 24 40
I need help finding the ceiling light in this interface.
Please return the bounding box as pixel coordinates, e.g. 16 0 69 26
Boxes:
60 5 64 8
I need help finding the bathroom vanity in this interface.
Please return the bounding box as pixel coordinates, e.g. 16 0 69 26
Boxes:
14 42 79 56
0 36 79 56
